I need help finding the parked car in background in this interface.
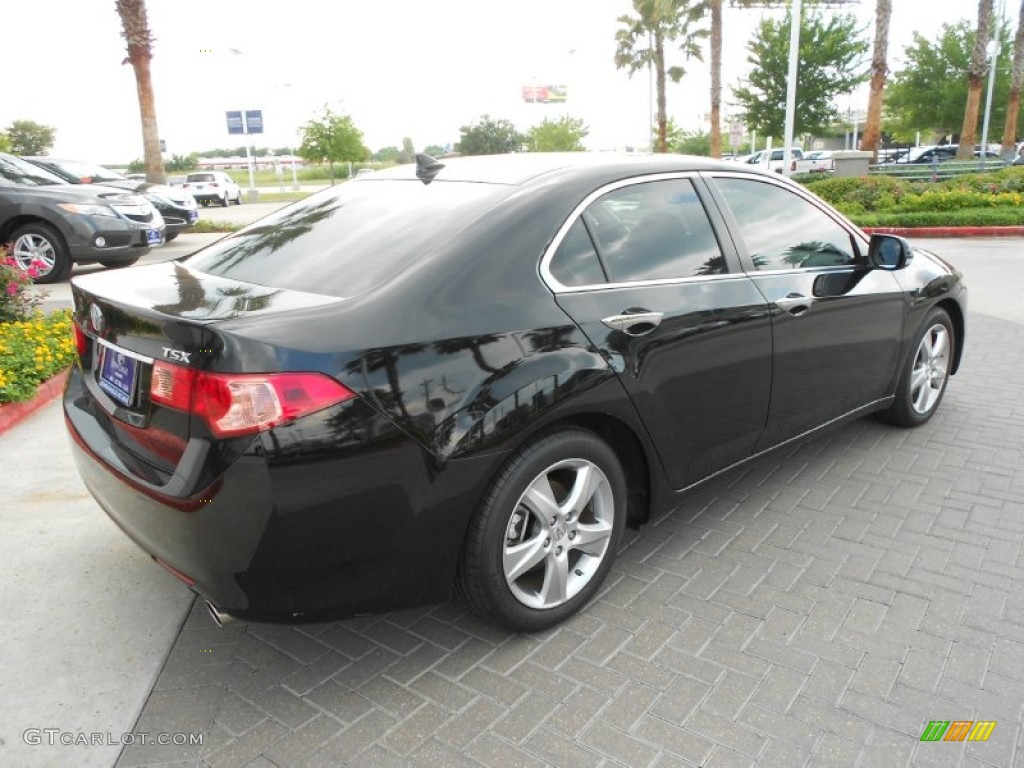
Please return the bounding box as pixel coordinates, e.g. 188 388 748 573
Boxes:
22 157 198 242
880 144 1000 166
802 150 835 173
183 171 242 207
0 153 162 283
742 147 822 174
64 152 966 631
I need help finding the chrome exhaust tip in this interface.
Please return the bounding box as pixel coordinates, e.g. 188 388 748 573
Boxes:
205 599 237 627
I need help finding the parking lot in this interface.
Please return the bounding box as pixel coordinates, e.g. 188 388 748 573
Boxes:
5 235 1023 768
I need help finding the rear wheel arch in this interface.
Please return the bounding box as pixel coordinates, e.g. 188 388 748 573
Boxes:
473 412 654 530
556 413 653 528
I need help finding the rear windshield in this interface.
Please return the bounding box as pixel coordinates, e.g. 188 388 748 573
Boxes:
185 179 508 298
187 173 215 182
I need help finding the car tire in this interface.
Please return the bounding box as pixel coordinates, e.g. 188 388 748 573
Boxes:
165 232 179 242
235 192 243 205
99 256 142 269
10 222 71 284
220 193 229 207
455 428 626 632
879 307 954 427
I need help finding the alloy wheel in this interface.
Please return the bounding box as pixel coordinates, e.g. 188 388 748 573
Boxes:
502 458 615 610
12 233 56 276
910 323 950 414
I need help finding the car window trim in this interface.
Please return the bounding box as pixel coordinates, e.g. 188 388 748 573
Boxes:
539 171 739 294
700 171 870 274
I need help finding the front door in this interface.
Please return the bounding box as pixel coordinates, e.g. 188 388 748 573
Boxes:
705 174 906 450
544 176 773 490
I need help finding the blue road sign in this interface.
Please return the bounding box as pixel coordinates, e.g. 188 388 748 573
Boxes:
245 110 264 134
226 111 244 135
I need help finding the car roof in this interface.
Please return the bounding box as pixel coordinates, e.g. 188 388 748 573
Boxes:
367 152 744 187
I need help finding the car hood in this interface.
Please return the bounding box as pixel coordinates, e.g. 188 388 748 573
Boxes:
8 183 144 205
90 179 193 203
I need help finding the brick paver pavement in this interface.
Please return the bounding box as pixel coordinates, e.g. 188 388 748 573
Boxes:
117 311 1024 768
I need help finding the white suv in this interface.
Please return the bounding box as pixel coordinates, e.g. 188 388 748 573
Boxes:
183 171 242 207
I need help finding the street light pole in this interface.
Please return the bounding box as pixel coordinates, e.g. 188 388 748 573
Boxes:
781 0 802 175
980 0 1003 168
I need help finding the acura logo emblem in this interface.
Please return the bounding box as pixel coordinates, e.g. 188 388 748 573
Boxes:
89 303 104 333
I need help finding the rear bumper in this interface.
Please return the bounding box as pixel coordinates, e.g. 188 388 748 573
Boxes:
63 365 501 621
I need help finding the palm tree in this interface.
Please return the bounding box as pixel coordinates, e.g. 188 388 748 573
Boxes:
115 0 166 183
708 0 723 157
957 0 995 159
615 0 707 153
860 0 891 161
1000 0 1024 157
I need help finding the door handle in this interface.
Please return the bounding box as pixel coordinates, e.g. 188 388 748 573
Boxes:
774 293 812 315
601 310 664 335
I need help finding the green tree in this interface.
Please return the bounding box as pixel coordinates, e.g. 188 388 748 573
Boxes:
886 22 1013 141
297 106 368 183
861 0 892 161
615 0 707 153
374 146 401 163
5 120 57 155
958 0 995 158
525 115 589 151
456 115 524 155
422 144 446 157
398 137 416 163
732 9 868 138
115 0 166 183
165 153 198 171
0 133 10 153
1002 0 1024 156
670 127 711 155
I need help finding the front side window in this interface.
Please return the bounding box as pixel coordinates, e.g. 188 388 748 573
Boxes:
714 178 858 271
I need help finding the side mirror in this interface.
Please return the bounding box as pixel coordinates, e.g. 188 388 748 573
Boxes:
867 233 913 270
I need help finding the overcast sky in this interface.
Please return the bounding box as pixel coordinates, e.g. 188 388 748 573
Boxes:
2 0 987 163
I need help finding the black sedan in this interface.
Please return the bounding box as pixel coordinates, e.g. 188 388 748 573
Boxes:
22 157 199 241
64 153 966 632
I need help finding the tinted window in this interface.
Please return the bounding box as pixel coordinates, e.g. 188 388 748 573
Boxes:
549 218 606 287
187 173 215 182
0 154 67 187
585 179 725 282
185 180 508 297
714 178 858 270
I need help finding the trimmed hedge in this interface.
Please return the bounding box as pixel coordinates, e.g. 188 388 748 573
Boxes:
796 166 1024 228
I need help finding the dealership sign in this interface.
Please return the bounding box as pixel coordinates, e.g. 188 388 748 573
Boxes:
522 85 567 103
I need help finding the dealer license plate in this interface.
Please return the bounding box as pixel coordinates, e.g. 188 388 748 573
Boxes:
98 345 139 407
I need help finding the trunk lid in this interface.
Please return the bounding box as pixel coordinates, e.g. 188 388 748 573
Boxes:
70 261 342 477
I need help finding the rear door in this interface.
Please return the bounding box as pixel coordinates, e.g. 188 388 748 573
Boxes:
543 175 773 490
704 173 905 450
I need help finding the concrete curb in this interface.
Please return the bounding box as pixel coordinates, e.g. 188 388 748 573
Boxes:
864 225 1024 238
0 368 69 435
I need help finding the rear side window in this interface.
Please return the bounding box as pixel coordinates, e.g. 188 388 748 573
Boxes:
549 218 606 287
185 180 508 297
594 179 725 282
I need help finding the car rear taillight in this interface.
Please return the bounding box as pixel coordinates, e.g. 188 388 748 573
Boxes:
150 363 355 437
73 322 88 357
